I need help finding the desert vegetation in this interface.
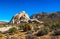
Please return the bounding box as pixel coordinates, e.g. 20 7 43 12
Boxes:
0 23 60 39
0 12 60 39
8 27 19 34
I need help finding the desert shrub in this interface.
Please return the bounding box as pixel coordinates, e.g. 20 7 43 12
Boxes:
49 23 60 31
44 22 52 26
26 35 39 39
6 34 10 39
44 22 60 32
35 28 48 36
0 33 4 37
24 24 31 31
26 31 38 39
11 37 18 39
19 23 31 31
52 30 60 36
8 27 19 34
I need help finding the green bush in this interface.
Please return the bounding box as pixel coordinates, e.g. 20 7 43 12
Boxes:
24 24 31 31
8 27 19 34
19 23 31 31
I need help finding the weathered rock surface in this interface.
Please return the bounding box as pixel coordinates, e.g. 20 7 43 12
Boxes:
30 12 60 23
10 11 43 24
10 11 30 24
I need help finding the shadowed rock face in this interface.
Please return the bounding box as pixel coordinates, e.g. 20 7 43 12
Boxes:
30 12 60 23
10 11 43 24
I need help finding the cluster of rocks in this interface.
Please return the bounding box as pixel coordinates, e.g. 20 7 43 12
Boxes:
10 11 43 24
31 12 60 24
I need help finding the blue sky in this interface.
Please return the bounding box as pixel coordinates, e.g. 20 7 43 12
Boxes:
0 0 60 22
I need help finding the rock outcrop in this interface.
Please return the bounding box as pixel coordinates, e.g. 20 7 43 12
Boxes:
10 11 43 24
10 11 30 24
30 12 60 23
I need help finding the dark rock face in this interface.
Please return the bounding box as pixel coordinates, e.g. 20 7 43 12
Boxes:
31 12 48 20
30 12 60 23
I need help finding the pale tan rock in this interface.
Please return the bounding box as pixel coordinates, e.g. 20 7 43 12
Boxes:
11 11 30 24
10 11 43 24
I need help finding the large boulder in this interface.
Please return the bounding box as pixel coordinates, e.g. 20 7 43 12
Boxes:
10 11 30 24
10 11 43 24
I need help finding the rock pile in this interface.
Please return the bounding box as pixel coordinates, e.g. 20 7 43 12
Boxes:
10 11 43 24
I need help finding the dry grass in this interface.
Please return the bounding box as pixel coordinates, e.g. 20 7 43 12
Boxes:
0 32 60 39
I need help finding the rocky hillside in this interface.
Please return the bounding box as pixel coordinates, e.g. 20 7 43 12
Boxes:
10 11 43 24
31 12 60 24
0 11 60 39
